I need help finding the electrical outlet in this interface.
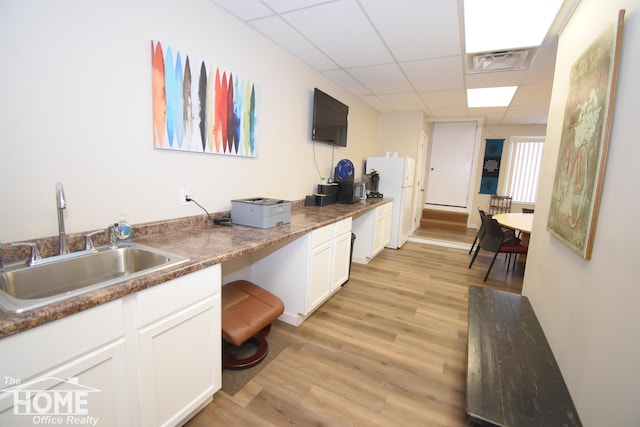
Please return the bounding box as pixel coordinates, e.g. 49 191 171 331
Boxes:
180 184 192 206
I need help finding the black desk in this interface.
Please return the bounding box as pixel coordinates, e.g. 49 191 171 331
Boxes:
466 286 581 426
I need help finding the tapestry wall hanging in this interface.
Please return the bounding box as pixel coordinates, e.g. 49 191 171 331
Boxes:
151 40 257 157
479 139 504 194
547 10 624 260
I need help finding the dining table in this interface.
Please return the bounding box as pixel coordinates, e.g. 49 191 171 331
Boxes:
492 212 534 234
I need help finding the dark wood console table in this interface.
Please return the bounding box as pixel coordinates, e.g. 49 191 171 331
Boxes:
466 286 581 426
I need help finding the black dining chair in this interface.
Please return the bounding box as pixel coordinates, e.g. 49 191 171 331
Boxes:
469 217 528 281
469 208 490 255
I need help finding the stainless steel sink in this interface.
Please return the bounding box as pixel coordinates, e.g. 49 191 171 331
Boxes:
0 243 188 313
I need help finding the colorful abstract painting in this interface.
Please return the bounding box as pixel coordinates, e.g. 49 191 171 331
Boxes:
151 40 257 157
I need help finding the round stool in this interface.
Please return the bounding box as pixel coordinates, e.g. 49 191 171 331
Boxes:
221 280 284 369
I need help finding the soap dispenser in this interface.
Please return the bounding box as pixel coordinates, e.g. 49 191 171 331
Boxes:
116 214 132 245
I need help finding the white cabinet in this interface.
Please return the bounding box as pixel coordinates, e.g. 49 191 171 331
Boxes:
0 300 131 426
308 225 334 312
374 203 392 254
134 264 221 427
250 218 352 326
0 264 222 427
352 202 392 264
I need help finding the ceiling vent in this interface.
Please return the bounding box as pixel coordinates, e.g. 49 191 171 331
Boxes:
466 48 536 73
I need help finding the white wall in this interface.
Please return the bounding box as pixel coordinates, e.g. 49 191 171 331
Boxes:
468 124 547 226
522 1 640 425
379 111 426 159
0 0 379 242
378 111 430 232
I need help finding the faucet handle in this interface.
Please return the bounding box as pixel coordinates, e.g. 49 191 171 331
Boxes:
85 229 106 251
11 242 41 266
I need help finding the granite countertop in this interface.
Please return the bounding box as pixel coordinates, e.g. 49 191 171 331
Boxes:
0 198 391 339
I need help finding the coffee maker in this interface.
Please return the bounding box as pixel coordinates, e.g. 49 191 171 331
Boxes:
334 159 358 204
363 169 382 198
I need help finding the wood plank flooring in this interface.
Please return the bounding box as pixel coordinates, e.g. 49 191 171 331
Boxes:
186 229 524 426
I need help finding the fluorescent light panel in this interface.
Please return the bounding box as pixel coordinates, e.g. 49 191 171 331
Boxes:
464 0 564 53
467 86 517 108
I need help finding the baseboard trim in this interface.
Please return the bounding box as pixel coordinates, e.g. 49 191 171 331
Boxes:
408 236 471 251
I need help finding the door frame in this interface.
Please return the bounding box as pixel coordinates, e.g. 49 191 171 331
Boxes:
424 118 484 219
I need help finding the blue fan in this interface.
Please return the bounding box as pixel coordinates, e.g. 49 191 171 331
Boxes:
335 159 354 180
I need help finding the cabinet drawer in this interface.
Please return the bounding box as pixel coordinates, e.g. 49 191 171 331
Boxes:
136 264 221 328
335 217 352 235
311 223 334 247
377 202 392 216
0 299 124 383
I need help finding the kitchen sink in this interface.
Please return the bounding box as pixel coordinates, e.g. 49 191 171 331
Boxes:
0 243 189 313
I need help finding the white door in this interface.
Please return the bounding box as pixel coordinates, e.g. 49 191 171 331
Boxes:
426 122 477 208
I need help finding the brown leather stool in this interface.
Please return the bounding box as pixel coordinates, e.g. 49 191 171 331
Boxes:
221 280 284 370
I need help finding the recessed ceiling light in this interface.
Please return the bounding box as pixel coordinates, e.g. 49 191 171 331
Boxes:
467 86 518 108
464 0 564 53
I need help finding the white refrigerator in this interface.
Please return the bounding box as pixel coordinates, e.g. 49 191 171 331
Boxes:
366 156 415 249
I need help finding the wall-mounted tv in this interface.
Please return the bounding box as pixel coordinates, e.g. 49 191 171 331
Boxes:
312 88 349 147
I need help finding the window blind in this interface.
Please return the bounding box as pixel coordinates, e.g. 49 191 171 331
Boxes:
505 138 544 203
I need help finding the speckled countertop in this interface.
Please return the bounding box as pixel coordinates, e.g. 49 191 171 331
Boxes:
0 198 391 339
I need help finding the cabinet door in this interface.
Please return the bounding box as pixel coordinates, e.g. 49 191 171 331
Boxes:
307 239 333 312
0 339 130 427
332 218 353 289
137 296 219 427
381 209 392 248
373 205 392 255
373 213 386 256
333 231 352 289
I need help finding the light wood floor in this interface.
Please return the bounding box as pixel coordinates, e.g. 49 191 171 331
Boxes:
186 228 524 426
412 226 479 245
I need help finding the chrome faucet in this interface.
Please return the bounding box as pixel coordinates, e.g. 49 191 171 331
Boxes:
56 183 69 255
108 223 119 249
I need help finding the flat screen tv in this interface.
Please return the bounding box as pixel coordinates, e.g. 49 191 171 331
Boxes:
312 88 349 147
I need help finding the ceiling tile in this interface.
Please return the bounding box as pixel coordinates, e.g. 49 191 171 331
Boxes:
359 95 393 111
210 0 563 124
322 70 371 95
348 63 413 94
428 107 472 119
401 56 464 91
420 89 468 109
468 107 507 121
250 16 338 70
377 93 427 111
211 0 274 20
361 0 462 62
261 0 330 13
465 70 527 89
282 0 393 68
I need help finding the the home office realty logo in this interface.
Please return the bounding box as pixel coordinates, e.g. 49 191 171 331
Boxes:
2 376 100 426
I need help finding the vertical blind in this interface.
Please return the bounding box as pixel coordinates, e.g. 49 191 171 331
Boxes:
504 137 545 203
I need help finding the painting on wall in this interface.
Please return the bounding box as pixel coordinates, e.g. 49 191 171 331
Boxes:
479 139 503 195
547 10 625 260
151 40 257 157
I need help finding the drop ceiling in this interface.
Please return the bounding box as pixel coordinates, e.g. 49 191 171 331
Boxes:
210 0 575 125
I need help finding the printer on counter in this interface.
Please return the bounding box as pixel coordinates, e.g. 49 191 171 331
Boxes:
231 198 291 229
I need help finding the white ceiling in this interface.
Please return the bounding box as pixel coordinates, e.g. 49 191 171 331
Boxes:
210 0 576 125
